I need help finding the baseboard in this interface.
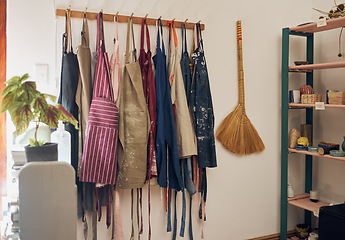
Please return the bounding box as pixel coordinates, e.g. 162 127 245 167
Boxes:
248 230 295 240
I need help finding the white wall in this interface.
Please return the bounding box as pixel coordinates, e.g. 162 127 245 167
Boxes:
6 0 329 239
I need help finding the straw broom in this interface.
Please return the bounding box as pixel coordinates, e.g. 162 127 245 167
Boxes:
216 20 265 155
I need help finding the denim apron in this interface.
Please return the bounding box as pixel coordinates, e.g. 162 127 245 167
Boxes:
190 23 216 238
153 19 182 191
58 9 81 218
190 23 217 169
180 23 198 240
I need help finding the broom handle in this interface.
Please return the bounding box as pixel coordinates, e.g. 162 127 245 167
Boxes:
236 20 245 108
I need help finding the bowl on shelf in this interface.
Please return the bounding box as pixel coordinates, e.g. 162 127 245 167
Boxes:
294 61 309 66
329 150 345 157
308 146 319 153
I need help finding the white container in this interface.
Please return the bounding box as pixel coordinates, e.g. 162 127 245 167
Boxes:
51 121 71 164
288 184 295 198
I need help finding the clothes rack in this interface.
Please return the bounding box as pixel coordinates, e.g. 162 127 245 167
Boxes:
55 9 205 30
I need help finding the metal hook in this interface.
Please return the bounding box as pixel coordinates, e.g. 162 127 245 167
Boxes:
172 18 175 22
158 16 162 20
197 20 201 24
130 12 134 18
184 18 188 23
116 11 119 17
145 14 148 19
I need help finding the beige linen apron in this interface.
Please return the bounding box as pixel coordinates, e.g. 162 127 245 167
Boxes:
117 18 150 189
76 13 92 175
168 22 197 159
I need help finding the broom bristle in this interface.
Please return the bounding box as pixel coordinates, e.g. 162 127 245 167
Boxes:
216 105 265 155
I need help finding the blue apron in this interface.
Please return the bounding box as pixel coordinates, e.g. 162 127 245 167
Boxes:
153 19 182 191
190 23 217 169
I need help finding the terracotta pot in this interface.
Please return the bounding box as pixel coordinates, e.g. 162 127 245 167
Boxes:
24 143 58 162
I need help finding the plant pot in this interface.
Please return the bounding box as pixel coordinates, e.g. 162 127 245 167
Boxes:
24 143 58 162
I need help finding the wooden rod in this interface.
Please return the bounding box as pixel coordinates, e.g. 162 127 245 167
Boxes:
55 9 205 30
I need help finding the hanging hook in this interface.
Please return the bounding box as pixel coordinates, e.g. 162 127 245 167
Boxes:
184 18 188 23
116 11 119 17
66 5 71 12
158 16 162 20
197 20 201 24
101 9 103 13
145 14 148 19
172 18 175 22
130 12 134 18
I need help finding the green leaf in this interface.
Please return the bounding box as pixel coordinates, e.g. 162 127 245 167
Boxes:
29 138 36 147
22 81 36 93
16 104 33 129
33 94 48 115
43 94 57 102
37 140 46 146
19 73 30 83
57 104 79 129
40 105 60 129
0 93 14 113
13 120 29 137
1 83 19 97
5 76 21 85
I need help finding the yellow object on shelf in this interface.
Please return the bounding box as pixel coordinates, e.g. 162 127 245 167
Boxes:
328 92 345 105
297 137 309 146
301 94 322 104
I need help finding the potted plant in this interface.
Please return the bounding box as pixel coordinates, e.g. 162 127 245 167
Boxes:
0 73 78 162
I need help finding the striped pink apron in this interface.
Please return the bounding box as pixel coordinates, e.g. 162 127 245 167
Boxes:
80 12 118 186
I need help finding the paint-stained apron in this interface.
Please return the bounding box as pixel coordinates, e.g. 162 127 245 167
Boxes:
116 17 150 189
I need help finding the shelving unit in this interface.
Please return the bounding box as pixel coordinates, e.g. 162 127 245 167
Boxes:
280 16 345 240
288 193 329 212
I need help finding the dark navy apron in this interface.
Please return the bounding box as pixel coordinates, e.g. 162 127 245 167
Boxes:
153 19 182 191
190 22 217 236
58 10 82 218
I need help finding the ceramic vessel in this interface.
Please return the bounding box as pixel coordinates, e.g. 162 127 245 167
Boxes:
342 136 345 151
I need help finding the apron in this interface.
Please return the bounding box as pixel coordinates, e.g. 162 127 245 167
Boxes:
153 19 182 191
180 23 198 240
168 21 197 159
76 13 92 176
138 19 158 180
109 16 121 105
116 17 150 189
57 9 82 217
80 12 118 186
190 23 217 169
190 23 216 239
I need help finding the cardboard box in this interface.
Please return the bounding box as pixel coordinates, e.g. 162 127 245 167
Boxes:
328 92 345 105
301 94 322 104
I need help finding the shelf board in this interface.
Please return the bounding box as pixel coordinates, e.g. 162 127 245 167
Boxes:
290 16 345 33
288 193 329 212
289 103 345 108
288 148 345 161
289 61 345 71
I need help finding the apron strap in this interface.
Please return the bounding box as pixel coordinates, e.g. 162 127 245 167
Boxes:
167 188 172 232
125 17 137 63
181 23 188 55
136 189 141 240
106 185 111 228
140 19 151 52
130 189 135 240
113 190 124 240
156 19 165 56
172 190 177 240
168 21 178 51
63 10 73 53
180 162 187 237
189 196 194 240
81 12 89 46
114 16 119 43
96 12 106 53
